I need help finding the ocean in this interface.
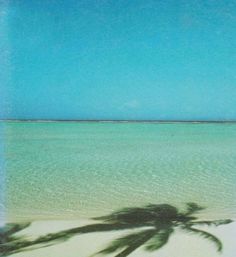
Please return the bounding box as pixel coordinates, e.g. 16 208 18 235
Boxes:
2 121 236 222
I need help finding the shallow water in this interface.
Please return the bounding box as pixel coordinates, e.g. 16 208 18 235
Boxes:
2 121 236 222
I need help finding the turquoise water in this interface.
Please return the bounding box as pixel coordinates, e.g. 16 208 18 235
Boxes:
2 122 236 222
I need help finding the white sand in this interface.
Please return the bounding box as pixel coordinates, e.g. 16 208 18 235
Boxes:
10 219 236 257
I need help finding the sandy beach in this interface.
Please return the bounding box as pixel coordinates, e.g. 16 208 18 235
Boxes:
9 219 235 257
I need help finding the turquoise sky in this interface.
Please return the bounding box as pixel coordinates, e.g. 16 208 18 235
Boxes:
1 0 236 120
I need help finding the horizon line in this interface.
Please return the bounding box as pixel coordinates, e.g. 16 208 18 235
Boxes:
1 119 236 123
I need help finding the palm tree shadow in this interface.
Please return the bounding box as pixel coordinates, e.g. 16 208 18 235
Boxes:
0 222 71 256
90 203 232 257
0 203 233 257
0 222 31 256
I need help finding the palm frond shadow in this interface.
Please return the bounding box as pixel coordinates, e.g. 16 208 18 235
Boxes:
0 203 233 257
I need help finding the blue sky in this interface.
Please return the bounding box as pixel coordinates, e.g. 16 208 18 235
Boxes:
1 0 236 120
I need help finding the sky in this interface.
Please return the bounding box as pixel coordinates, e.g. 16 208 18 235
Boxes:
0 0 236 120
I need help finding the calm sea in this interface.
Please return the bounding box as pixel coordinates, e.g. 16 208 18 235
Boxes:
2 121 236 222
